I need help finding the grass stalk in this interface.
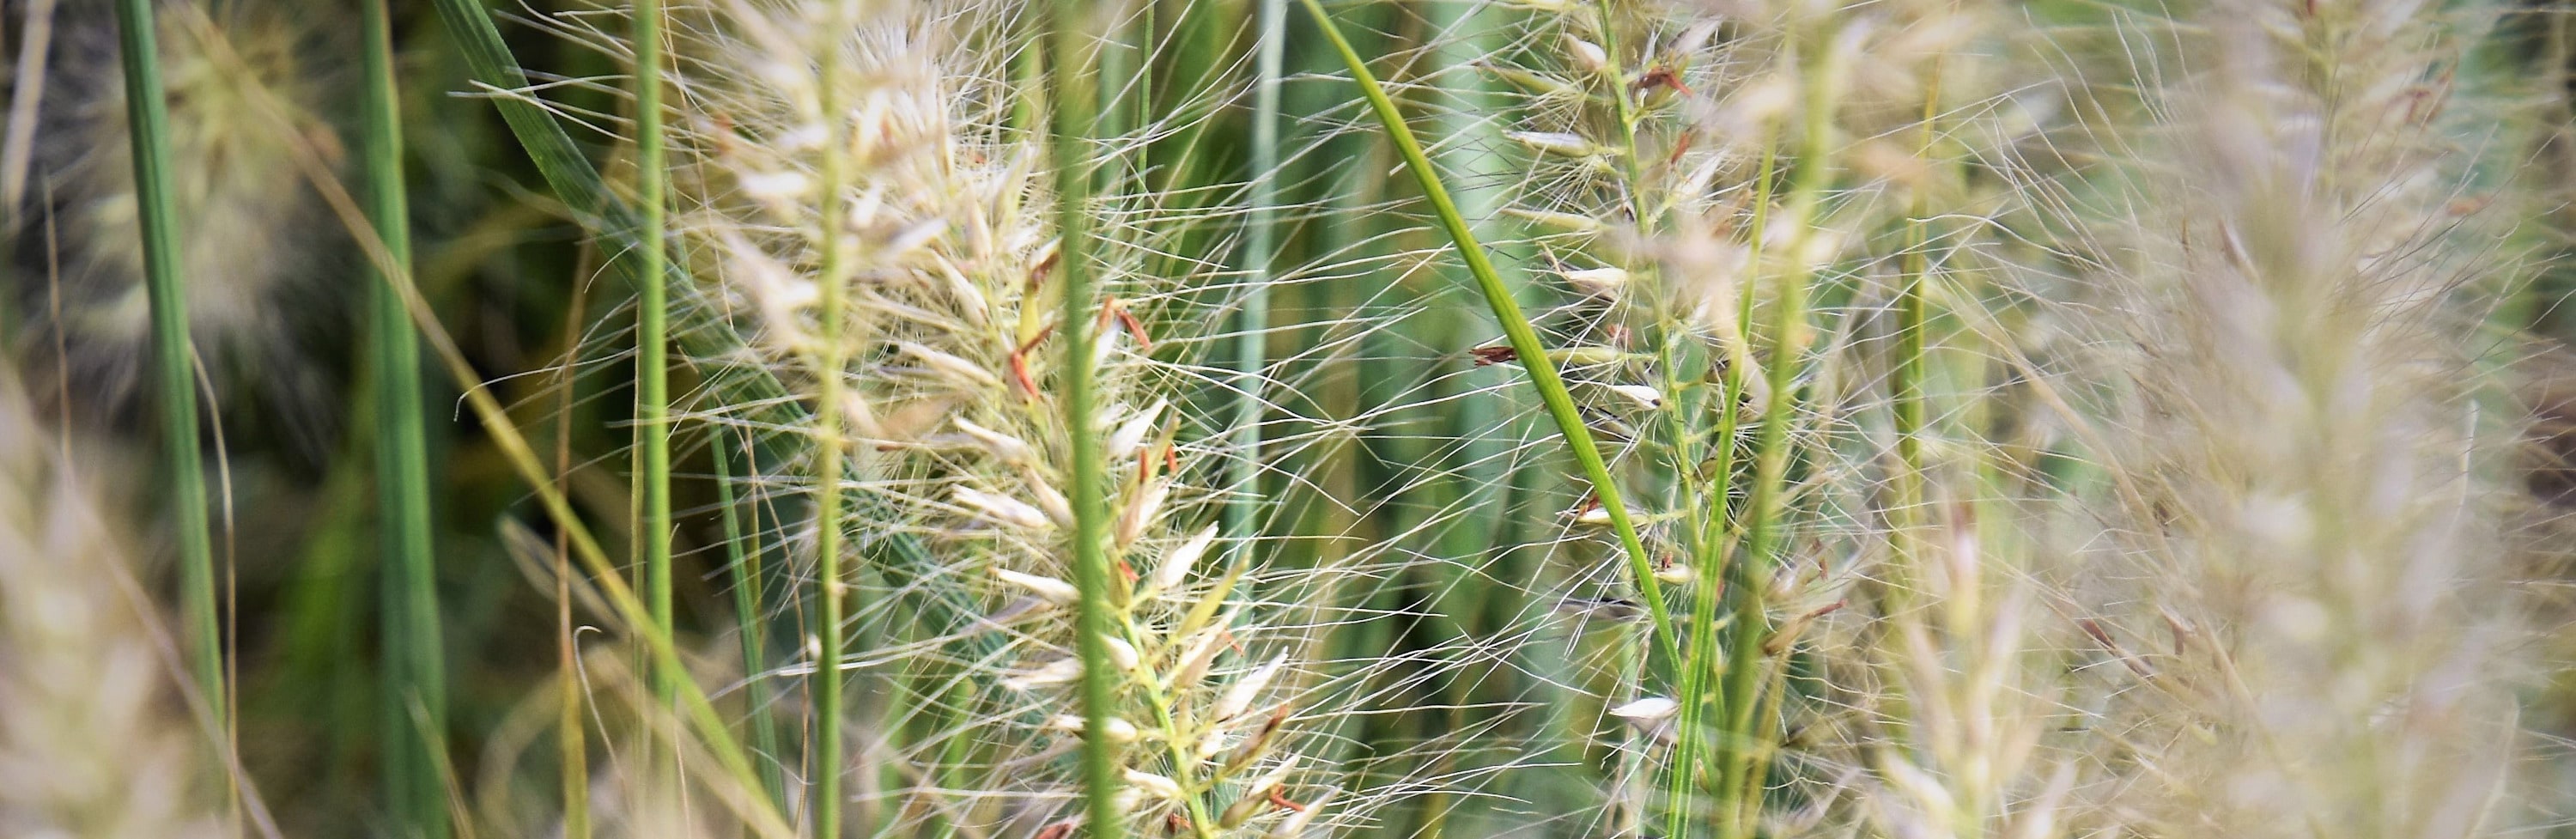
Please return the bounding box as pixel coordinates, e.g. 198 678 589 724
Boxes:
1049 0 1126 836
813 0 853 834
109 0 223 732
554 290 593 839
362 0 448 835
1717 20 1842 838
1299 0 1680 665
714 435 787 812
1888 23 1948 595
1225 0 1286 566
634 0 675 718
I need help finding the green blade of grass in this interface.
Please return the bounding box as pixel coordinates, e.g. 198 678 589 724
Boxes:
1298 0 1680 666
361 1 449 836
1889 21 1951 599
110 0 223 733
422 0 787 416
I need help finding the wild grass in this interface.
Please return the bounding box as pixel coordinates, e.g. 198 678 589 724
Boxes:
358 0 447 835
106 0 222 737
5 0 2576 837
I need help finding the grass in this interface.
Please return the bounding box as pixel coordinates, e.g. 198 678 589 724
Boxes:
360 0 447 835
632 0 675 727
812 0 854 834
107 0 222 735
1298 0 1679 667
1051 0 1126 836
14 0 2576 837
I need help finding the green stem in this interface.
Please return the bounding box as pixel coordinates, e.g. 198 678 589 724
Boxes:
714 436 787 813
1889 13 1949 603
363 1 447 836
1719 21 1840 839
299 94 784 832
1676 147 1777 816
111 0 223 733
1559 9 1729 837
1051 1 1127 837
1301 0 1680 667
1226 0 1285 569
1053 0 1127 836
815 1 853 835
633 0 677 787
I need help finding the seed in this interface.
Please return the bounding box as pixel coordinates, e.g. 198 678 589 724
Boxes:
953 486 1054 531
991 567 1080 605
1508 131 1603 159
1610 696 1680 725
1564 34 1609 76
1560 266 1630 297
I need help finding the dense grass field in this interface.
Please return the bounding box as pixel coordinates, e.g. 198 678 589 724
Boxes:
4 0 2575 836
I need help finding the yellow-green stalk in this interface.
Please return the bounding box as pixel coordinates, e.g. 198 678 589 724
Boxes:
714 435 787 812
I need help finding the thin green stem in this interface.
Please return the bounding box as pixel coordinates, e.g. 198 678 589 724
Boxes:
815 1 853 835
110 0 222 732
1115 616 1217 839
1719 21 1841 839
1588 3 1651 231
1889 9 1951 614
1302 0 1680 667
1226 0 1285 569
362 1 447 836
1675 135 1773 824
553 252 595 839
635 0 674 711
714 436 787 813
423 0 799 423
1560 9 1728 837
1052 0 1126 836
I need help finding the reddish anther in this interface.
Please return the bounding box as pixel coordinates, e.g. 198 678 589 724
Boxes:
1030 249 1060 291
1009 324 1057 400
1103 297 1156 351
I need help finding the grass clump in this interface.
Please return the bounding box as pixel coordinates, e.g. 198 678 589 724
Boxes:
3 0 2575 837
